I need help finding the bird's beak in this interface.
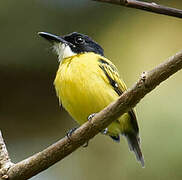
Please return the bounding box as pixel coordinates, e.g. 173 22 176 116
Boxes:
38 32 67 44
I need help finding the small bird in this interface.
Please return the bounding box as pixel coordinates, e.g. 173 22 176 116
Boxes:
38 31 144 167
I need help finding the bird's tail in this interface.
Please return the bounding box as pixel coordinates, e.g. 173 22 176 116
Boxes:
125 133 145 167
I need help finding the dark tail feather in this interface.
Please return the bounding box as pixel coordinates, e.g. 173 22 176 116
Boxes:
110 135 120 143
125 133 145 167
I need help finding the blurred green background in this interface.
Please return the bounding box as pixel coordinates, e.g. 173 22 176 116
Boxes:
1 0 182 179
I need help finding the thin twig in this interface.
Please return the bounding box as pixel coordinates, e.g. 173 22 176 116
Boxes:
92 0 182 19
0 51 182 180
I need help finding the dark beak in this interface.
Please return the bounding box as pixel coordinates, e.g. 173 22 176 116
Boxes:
38 32 67 44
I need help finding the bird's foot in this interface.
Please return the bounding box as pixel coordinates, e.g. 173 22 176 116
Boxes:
88 113 96 121
66 127 78 140
101 128 108 135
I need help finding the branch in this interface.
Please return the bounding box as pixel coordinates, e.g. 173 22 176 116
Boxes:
92 0 182 19
0 131 13 180
1 50 182 180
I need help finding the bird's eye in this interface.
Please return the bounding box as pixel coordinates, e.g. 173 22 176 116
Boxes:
75 37 85 44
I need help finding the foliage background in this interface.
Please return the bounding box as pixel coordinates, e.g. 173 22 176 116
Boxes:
1 0 182 179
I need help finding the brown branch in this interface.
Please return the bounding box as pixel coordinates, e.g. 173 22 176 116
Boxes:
92 0 182 19
0 51 182 180
0 131 14 180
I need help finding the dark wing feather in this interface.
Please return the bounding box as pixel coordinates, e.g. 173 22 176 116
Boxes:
98 57 144 166
98 58 139 134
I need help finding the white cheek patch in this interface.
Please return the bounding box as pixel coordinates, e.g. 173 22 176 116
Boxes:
53 43 76 61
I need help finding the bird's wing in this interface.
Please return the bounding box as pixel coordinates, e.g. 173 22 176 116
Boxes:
98 59 127 94
98 57 139 134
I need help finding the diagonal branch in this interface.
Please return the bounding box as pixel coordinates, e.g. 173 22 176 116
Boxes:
0 50 182 180
92 0 182 19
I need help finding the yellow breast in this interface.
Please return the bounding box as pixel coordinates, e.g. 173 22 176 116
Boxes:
54 53 119 124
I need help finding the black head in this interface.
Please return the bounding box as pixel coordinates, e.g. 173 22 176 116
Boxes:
63 32 104 56
38 32 104 57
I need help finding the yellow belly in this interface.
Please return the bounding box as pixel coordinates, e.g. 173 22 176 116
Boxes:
54 53 131 136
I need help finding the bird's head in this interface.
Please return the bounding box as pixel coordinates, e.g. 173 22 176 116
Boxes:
38 32 104 61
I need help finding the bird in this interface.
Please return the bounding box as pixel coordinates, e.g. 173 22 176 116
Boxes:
38 31 144 167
